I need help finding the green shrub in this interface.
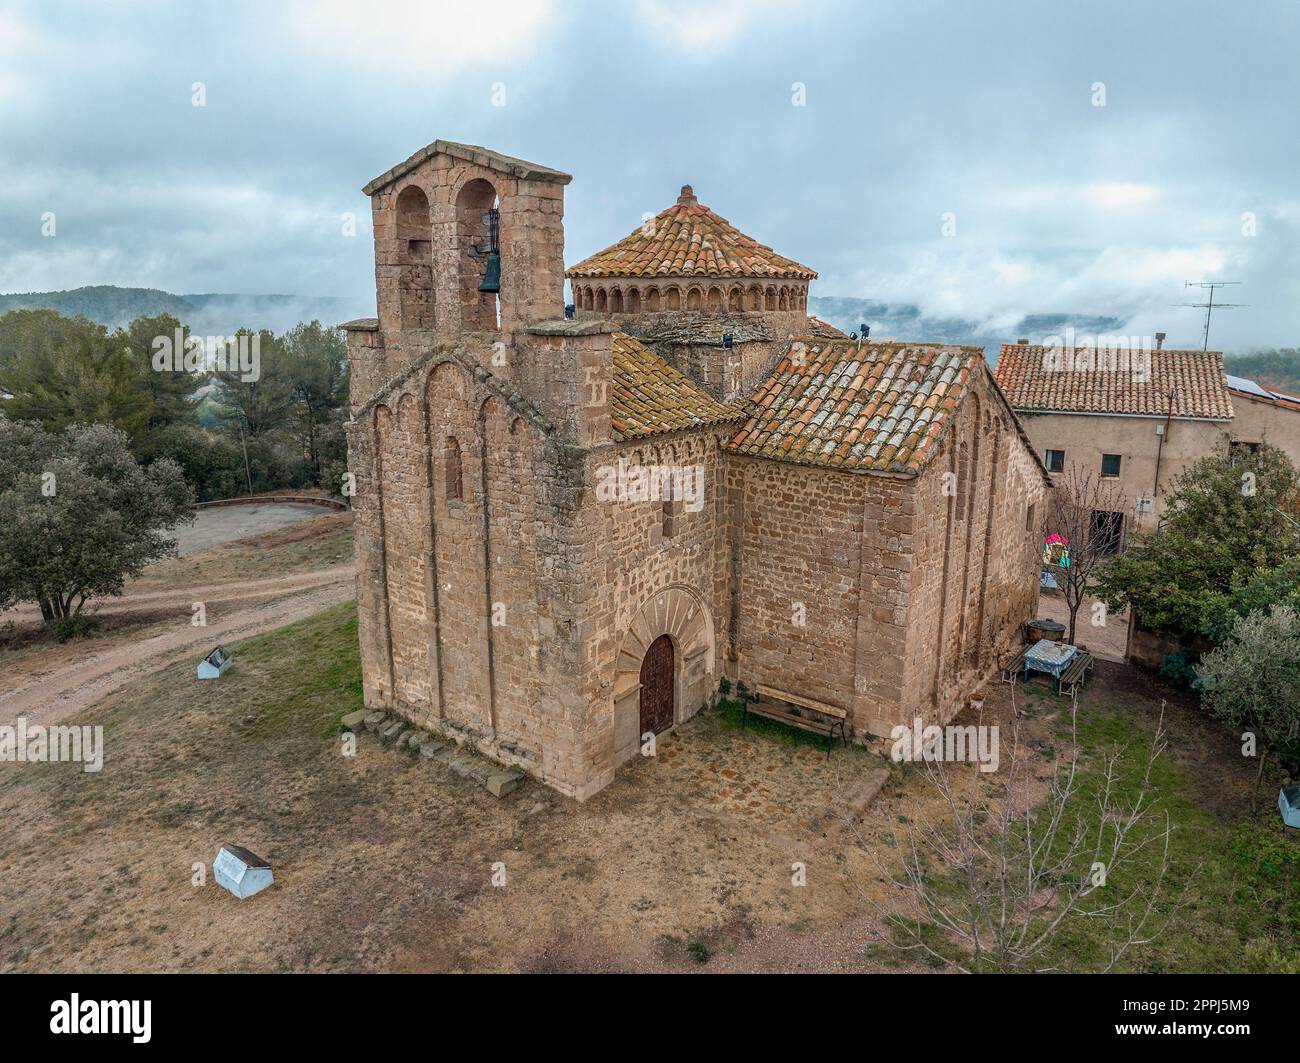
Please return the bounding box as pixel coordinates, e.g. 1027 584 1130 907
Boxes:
1159 650 1199 688
49 614 98 642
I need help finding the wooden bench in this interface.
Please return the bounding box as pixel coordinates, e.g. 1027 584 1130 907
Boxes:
1057 650 1095 697
743 685 848 756
1000 646 1031 682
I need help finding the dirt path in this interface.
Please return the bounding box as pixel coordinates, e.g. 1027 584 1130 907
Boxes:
0 565 352 625
0 572 355 729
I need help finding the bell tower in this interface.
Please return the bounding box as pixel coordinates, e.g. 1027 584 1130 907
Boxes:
363 140 572 356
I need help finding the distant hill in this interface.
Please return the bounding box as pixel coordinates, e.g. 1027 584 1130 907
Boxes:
809 297 1127 362
0 285 374 334
0 285 195 325
1224 349 1300 394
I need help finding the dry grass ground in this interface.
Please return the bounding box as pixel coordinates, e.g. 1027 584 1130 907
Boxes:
130 512 353 589
0 512 355 718
1 601 1294 973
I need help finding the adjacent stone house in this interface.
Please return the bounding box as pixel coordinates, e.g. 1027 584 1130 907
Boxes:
1224 373 1300 469
994 340 1235 542
343 140 1050 800
995 341 1300 544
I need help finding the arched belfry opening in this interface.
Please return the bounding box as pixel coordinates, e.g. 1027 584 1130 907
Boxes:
457 178 502 332
395 185 434 331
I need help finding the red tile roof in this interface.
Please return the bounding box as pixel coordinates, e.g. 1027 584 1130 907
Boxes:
567 186 816 281
994 343 1233 420
611 332 743 441
807 316 849 340
728 340 982 473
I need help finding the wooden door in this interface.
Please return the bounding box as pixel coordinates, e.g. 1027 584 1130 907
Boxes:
639 635 675 736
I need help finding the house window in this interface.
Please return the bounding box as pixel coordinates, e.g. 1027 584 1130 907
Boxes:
1231 440 1260 458
1101 453 1122 478
445 436 463 502
1045 449 1065 473
1026 501 1037 533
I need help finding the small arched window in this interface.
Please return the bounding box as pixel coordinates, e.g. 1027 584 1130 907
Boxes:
446 436 463 502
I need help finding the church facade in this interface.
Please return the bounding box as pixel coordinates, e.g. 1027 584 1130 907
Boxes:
342 140 1050 800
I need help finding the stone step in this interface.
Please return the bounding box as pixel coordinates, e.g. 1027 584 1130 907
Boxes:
341 709 368 732
360 717 528 799
486 769 525 797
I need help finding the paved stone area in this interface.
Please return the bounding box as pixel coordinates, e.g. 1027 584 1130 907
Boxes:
619 707 891 844
175 503 337 556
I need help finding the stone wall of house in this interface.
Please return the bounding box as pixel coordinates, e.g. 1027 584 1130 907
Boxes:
1014 409 1224 534
1227 392 1300 469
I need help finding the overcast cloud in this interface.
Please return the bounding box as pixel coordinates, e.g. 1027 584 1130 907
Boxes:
2 0 1298 352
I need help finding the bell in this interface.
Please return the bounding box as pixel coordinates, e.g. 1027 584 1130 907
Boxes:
478 252 501 294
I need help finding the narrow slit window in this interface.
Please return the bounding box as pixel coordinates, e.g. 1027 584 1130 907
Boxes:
446 436 463 501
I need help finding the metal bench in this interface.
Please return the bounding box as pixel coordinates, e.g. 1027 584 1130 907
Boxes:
1057 650 1095 696
743 685 849 756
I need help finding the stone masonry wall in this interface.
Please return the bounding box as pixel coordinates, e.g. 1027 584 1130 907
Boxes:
903 374 1047 726
725 457 869 727
370 155 567 371
587 429 731 775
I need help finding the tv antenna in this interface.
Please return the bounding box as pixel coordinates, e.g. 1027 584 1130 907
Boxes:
1172 281 1246 351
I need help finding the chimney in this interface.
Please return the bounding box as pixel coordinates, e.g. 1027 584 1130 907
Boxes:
1155 331 1166 350
677 185 698 206
1017 337 1028 344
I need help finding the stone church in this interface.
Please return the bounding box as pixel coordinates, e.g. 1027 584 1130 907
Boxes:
342 140 1050 800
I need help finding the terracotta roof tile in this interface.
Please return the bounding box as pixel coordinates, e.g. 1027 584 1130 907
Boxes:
611 332 743 441
727 340 983 474
567 186 816 281
994 343 1233 420
807 316 849 340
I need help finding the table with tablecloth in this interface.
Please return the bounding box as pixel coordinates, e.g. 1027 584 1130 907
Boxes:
1023 638 1078 688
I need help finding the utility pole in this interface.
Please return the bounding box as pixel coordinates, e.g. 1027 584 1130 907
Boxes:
1173 281 1246 351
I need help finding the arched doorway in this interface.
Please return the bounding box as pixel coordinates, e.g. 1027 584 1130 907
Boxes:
639 634 675 736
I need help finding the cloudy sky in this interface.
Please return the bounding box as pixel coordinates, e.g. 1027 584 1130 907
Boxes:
3 0 1298 352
